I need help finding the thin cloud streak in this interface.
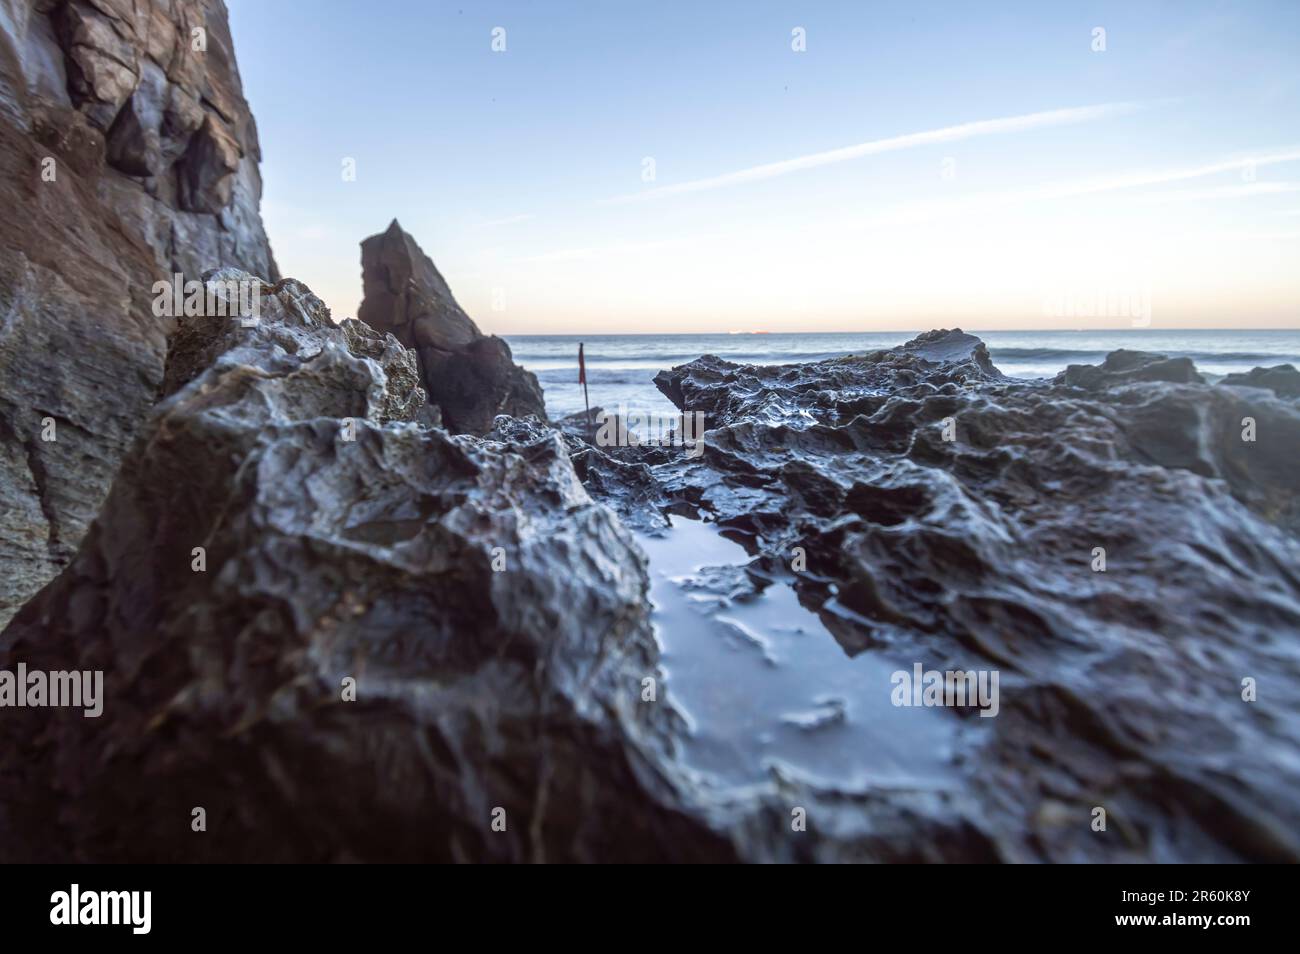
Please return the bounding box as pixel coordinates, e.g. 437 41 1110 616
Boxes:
1194 228 1300 241
603 101 1157 205
526 146 1300 264
861 146 1300 228
1136 182 1300 203
986 148 1300 204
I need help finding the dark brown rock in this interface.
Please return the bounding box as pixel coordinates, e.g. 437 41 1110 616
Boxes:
0 0 276 626
176 109 239 213
358 219 545 434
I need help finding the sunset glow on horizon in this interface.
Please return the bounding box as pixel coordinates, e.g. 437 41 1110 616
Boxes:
230 0 1300 334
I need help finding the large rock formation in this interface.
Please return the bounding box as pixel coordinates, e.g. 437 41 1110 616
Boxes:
0 0 276 625
358 219 545 435
1220 363 1300 399
1 274 954 863
10 279 1291 862
0 274 670 861
567 330 1300 861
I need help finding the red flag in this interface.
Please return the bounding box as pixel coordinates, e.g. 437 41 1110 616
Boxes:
578 342 586 385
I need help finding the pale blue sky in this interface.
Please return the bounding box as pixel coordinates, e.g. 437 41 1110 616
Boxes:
228 0 1300 332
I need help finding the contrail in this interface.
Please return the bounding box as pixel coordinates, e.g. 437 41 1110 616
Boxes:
603 101 1157 204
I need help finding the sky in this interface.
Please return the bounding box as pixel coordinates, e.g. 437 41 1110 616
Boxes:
227 0 1300 334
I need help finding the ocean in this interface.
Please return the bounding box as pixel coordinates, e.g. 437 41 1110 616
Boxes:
506 329 1300 420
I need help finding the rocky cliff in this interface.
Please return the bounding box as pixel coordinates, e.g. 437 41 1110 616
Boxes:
0 0 276 624
0 274 775 862
358 219 545 435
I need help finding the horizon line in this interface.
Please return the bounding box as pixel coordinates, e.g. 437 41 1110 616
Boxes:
495 326 1300 337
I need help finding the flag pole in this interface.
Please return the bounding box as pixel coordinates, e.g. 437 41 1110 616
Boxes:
579 342 593 442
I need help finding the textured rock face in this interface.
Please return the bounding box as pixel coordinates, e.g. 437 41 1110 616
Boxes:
2 0 276 277
1055 348 1204 389
1221 363 1300 399
561 330 1300 862
358 219 545 435
0 283 1014 863
0 276 679 861
0 0 276 625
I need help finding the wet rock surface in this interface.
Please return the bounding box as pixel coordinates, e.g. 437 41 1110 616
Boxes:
1220 363 1300 399
0 0 275 625
5 274 1289 860
0 277 694 861
357 219 545 435
5 277 986 863
2 2 1289 869
1055 348 1204 389
566 328 1300 862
